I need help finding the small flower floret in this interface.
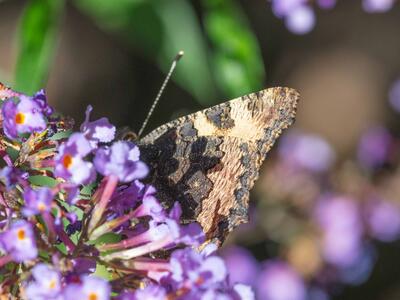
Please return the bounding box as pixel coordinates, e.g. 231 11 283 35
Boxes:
23 187 53 216
25 263 62 300
2 96 47 139
81 105 116 148
63 275 110 300
94 141 148 183
55 133 96 185
0 220 38 262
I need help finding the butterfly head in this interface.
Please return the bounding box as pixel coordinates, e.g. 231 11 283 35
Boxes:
116 126 139 142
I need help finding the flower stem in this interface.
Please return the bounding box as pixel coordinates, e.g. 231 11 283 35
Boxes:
90 209 137 241
88 175 119 237
0 255 12 268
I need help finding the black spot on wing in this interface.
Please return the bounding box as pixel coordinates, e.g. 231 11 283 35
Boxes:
205 105 235 129
139 130 224 222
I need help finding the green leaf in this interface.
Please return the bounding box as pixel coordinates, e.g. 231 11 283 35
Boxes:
74 0 217 105
203 0 265 98
80 182 96 198
6 147 19 162
94 263 111 280
55 242 67 255
15 0 65 94
29 175 58 187
49 130 72 141
88 232 122 246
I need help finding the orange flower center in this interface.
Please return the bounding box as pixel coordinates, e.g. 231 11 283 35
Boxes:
38 202 47 212
88 293 98 300
15 112 25 124
63 154 73 169
49 280 56 289
17 229 25 240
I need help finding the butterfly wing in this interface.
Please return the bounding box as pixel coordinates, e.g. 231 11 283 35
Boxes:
0 82 20 100
139 87 299 242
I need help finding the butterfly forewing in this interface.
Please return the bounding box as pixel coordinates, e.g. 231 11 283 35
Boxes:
139 87 299 243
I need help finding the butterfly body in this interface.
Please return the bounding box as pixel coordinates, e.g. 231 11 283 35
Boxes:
138 87 299 243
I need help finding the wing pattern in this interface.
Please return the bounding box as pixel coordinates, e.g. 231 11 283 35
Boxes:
139 87 299 242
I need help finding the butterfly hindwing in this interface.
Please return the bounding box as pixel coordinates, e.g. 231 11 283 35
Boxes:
0 82 19 100
139 87 299 242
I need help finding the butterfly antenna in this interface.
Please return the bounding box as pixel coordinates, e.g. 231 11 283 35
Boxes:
138 51 184 138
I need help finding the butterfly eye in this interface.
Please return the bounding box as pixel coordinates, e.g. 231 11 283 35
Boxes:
115 126 138 142
123 131 138 142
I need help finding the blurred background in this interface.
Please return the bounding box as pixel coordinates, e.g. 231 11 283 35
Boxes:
1 0 400 299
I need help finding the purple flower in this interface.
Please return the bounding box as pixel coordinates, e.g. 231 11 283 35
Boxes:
271 0 306 17
132 186 166 222
365 198 400 242
55 133 96 185
315 196 363 268
389 78 400 113
25 264 61 300
357 126 392 170
257 261 306 300
0 220 38 262
233 284 255 300
109 180 145 215
63 185 80 204
363 0 395 12
63 275 110 300
80 105 116 148
120 284 167 300
164 247 228 293
270 0 315 35
317 0 336 9
161 244 255 299
2 96 47 139
101 218 204 260
23 187 53 216
32 89 54 116
221 246 259 287
94 141 148 183
279 131 335 173
285 5 316 34
71 258 97 275
0 166 28 190
337 246 375 285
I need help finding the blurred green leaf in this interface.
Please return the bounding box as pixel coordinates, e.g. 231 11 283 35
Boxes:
15 0 64 94
6 147 19 162
28 175 58 187
90 232 122 246
55 242 67 255
74 0 217 105
49 130 72 141
94 263 111 280
203 0 265 98
80 182 96 199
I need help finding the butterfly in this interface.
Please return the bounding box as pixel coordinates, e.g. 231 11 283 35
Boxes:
137 87 299 243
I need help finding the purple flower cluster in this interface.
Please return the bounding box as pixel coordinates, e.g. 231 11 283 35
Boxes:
363 0 395 12
122 245 254 299
0 83 253 299
222 248 310 300
278 130 335 173
315 196 365 268
269 0 396 34
243 128 400 298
